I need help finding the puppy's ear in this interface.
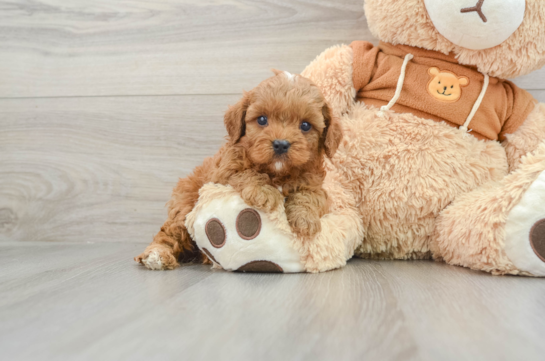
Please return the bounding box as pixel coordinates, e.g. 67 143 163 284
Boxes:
322 103 343 159
224 91 251 144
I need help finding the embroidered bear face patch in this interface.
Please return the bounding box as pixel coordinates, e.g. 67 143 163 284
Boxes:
427 67 469 102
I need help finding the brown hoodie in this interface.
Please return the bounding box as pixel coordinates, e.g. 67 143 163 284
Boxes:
351 41 537 141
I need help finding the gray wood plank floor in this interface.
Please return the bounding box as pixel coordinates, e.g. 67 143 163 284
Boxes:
1 242 545 361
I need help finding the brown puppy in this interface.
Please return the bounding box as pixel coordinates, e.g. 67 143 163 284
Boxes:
135 70 343 269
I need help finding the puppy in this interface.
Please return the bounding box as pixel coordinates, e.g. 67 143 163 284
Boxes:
135 70 343 270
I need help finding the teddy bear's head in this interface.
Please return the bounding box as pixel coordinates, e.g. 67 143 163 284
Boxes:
364 0 545 79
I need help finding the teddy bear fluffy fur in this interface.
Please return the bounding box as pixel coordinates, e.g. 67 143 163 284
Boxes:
294 0 545 274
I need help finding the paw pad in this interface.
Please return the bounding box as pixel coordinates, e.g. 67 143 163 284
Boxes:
236 260 283 273
203 208 282 273
530 219 545 262
201 248 220 264
236 208 262 240
205 218 226 248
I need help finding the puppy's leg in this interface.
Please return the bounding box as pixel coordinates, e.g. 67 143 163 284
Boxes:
135 218 185 270
228 170 284 212
285 188 328 239
136 163 210 270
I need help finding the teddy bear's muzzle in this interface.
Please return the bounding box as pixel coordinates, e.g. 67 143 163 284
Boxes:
424 0 526 50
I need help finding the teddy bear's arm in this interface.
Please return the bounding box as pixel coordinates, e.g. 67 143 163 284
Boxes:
503 103 545 172
301 45 356 116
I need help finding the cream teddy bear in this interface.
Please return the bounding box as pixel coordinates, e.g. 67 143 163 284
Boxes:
179 0 545 276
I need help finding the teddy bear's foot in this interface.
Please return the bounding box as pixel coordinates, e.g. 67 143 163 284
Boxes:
185 184 305 273
185 181 364 274
504 169 545 276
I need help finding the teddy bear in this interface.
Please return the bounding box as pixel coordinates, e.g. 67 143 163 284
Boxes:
181 0 545 276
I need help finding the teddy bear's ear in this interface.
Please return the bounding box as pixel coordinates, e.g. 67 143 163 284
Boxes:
458 76 470 87
271 68 284 76
428 67 440 76
322 102 343 159
224 91 251 144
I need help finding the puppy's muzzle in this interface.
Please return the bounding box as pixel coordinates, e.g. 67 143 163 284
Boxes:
272 140 291 155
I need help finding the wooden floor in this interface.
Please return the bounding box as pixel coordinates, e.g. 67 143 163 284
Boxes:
2 1 545 360
1 242 545 361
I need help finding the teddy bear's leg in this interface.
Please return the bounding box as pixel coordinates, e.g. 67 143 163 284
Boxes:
294 204 364 273
291 171 365 273
432 141 545 276
186 173 364 273
186 183 306 273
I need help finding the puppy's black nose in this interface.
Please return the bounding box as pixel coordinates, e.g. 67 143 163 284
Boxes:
273 140 290 155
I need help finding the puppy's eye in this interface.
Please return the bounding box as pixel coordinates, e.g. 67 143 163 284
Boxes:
300 121 312 133
257 116 268 127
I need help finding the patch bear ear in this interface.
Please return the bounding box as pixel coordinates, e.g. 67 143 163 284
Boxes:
224 91 251 144
458 76 470 87
428 67 440 76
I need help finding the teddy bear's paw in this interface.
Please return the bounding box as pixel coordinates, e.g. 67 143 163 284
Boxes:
135 247 179 271
504 170 545 277
187 185 305 273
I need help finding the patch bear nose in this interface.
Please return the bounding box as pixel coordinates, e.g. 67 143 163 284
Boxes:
444 86 448 91
272 140 290 155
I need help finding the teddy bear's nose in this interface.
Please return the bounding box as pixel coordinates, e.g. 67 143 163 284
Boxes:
444 86 448 91
461 0 487 23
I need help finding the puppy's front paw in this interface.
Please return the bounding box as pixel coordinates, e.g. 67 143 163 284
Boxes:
134 246 179 270
287 212 322 239
240 185 284 212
